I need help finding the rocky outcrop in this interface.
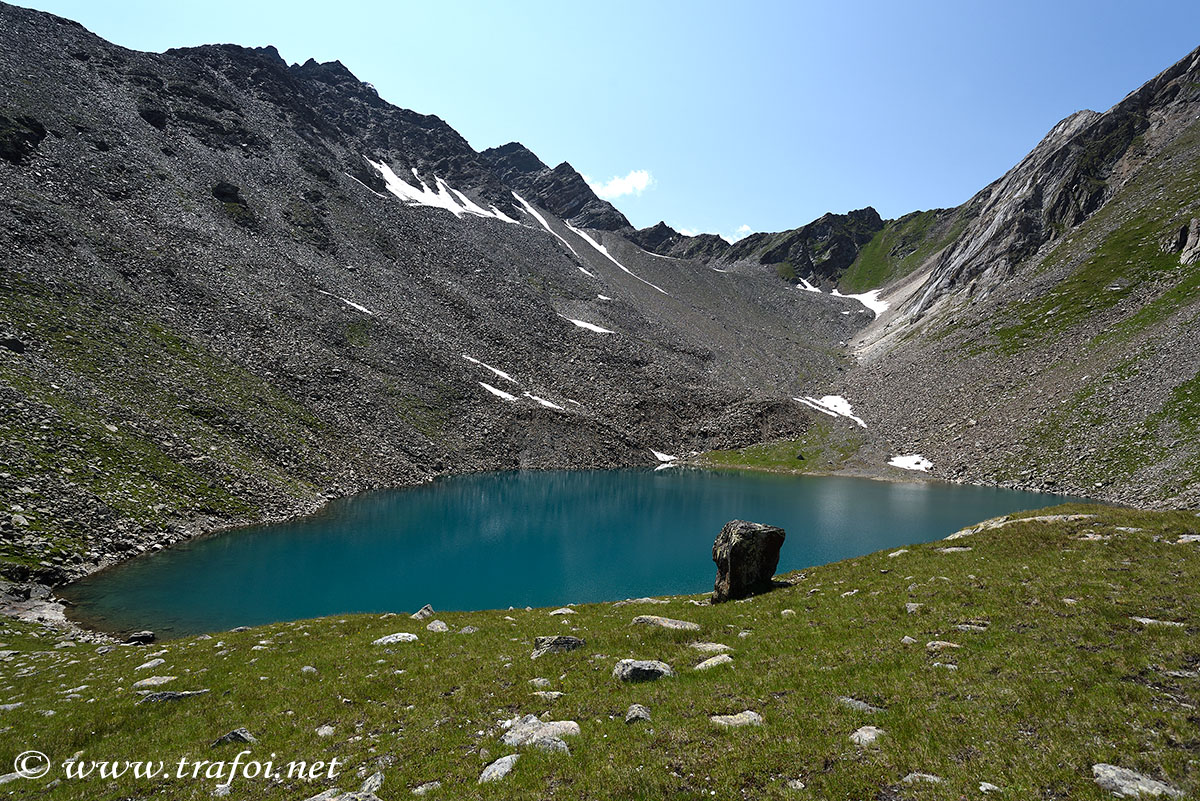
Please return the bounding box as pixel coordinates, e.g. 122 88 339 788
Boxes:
711 520 786 603
479 143 631 230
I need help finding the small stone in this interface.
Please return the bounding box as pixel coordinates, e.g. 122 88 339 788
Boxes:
955 623 989 632
532 691 563 701
979 781 1002 793
1092 763 1183 797
905 603 923 614
478 754 519 783
837 696 883 713
131 675 176 689
689 642 732 653
849 725 884 746
530 635 584 660
426 620 449 633
781 609 796 616
632 615 700 631
902 773 943 784
500 714 580 748
786 778 806 790
900 636 917 645
137 690 210 704
710 710 762 727
459 626 478 634
694 654 733 671
135 658 165 670
316 725 335 737
301 665 318 674
411 605 434 620
412 781 441 795
887 549 908 558
373 632 418 645
528 678 551 688
211 728 257 747
613 659 674 682
549 607 575 616
360 771 384 794
937 546 972 553
625 704 651 724
1130 617 1184 628
926 640 961 651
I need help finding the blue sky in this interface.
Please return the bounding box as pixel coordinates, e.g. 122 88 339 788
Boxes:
18 1 1200 240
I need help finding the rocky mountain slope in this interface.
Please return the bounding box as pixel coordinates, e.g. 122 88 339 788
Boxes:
0 2 864 584
3 0 1200 590
834 45 1200 507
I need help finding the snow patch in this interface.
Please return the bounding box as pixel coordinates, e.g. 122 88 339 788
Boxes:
597 295 612 301
316 289 374 315
559 315 615 334
888 454 933 472
798 277 822 293
831 288 889 317
565 223 669 295
479 382 518 402
523 393 564 410
368 159 516 224
795 395 866 428
463 355 518 385
510 192 589 272
651 450 678 463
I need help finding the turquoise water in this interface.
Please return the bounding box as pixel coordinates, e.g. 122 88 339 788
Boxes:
63 469 1085 636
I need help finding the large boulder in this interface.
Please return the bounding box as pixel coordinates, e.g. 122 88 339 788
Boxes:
711 520 786 603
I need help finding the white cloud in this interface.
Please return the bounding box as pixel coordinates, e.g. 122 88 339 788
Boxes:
677 227 698 237
585 169 653 200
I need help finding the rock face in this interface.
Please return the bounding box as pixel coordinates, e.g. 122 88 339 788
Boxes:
711 520 786 603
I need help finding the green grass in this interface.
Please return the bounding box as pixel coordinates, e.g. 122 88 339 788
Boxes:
695 420 862 474
839 210 971 293
1 506 1197 799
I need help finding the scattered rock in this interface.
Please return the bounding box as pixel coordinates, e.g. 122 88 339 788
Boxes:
955 623 989 632
849 725 884 746
532 691 563 701
632 615 700 631
549 607 575 616
411 605 434 620
887 549 908 558
211 728 257 747
528 678 551 688
781 609 796 616
625 704 651 724
902 773 943 784
979 781 1002 793
711 710 763 727
459 626 478 634
937 546 972 553
301 665 318 674
837 696 883 713
1176 534 1200 544
613 659 674 682
1092 763 1183 798
426 620 449 633
905 603 923 614
125 630 155 644
694 654 733 671
137 690 210 704
135 658 165 670
689 642 732 653
900 636 917 645
478 754 519 783
786 778 806 790
530 635 584 660
712 520 786 603
316 725 335 737
131 675 176 689
373 632 418 645
412 780 441 795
